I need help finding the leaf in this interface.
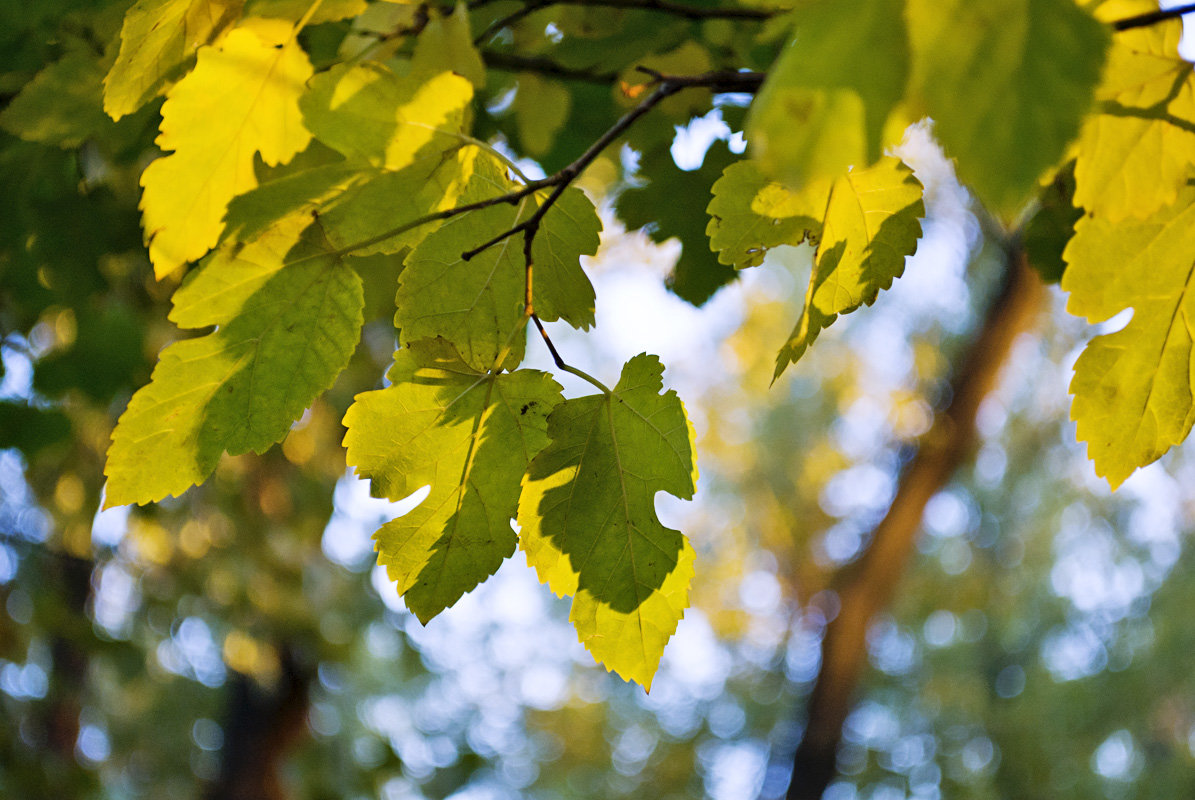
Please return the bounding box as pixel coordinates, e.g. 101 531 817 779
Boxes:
906 0 1107 216
103 0 241 120
104 212 363 506
1073 11 1195 221
0 51 114 147
413 4 486 89
1063 188 1195 489
1022 162 1080 284
138 19 314 277
514 72 571 156
706 160 828 270
618 141 739 306
396 154 600 371
747 0 908 184
343 340 561 622
245 0 368 23
300 62 473 170
775 157 924 380
517 354 698 688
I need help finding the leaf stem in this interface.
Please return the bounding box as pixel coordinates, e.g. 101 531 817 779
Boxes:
531 315 610 393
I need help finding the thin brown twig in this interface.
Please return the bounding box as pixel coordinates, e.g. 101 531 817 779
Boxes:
1113 2 1195 31
474 0 776 44
481 50 619 83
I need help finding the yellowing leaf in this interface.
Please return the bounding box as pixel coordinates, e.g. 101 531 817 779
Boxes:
105 213 363 506
906 0 1107 216
301 63 473 170
706 160 829 269
103 0 241 120
1073 12 1195 221
395 153 600 371
343 340 561 621
747 0 908 184
517 354 698 688
775 157 924 380
139 19 313 277
1063 188 1195 488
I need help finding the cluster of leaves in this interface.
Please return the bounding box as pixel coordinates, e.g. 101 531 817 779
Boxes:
2 0 1193 688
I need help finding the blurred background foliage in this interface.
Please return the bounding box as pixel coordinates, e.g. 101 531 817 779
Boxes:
3 2 1195 799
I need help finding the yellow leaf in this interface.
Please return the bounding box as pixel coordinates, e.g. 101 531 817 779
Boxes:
1063 188 1195 488
1073 9 1195 220
139 19 313 277
104 0 242 120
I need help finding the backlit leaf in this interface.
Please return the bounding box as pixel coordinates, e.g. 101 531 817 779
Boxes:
906 0 1107 216
396 153 600 371
301 62 473 170
518 354 698 688
413 4 486 89
1063 188 1195 488
706 160 828 270
343 340 561 621
138 19 313 277
103 0 241 120
747 0 908 184
105 212 362 506
1073 9 1195 221
0 51 114 148
775 157 924 380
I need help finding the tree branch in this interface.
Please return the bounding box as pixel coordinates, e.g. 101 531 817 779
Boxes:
475 0 776 44
481 50 619 83
784 251 1045 800
1113 2 1195 31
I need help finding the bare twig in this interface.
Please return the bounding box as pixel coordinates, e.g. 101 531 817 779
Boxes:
481 50 619 83
1113 2 1195 31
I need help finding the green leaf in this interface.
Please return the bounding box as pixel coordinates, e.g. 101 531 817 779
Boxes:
1022 162 1080 284
396 154 600 371
0 51 114 148
300 62 473 170
245 0 367 23
104 212 363 506
618 141 738 306
775 157 924 380
517 354 698 688
906 0 1107 216
343 339 561 622
747 0 908 184
706 159 828 270
103 0 241 120
1073 13 1195 221
513 72 571 157
413 4 486 89
138 18 314 277
1063 188 1195 489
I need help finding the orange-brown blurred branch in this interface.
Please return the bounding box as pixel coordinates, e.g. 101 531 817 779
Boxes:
786 250 1045 800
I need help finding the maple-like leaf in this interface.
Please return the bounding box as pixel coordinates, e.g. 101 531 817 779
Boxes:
395 153 600 371
103 0 241 120
138 18 313 277
706 160 829 270
343 340 561 622
775 157 924 380
1063 188 1195 488
105 212 362 506
517 354 698 689
1073 5 1195 221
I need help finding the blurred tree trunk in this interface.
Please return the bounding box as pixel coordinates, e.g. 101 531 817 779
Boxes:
206 646 312 800
786 251 1045 800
